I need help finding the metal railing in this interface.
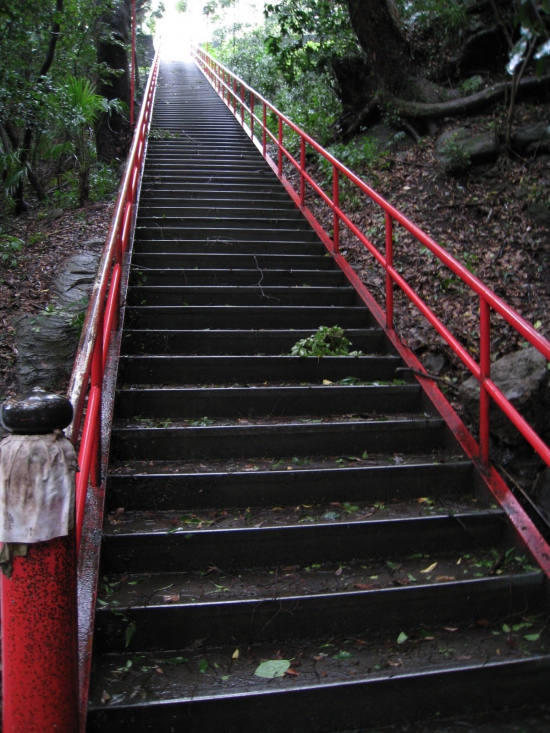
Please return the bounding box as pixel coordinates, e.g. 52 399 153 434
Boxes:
193 46 550 471
66 47 160 549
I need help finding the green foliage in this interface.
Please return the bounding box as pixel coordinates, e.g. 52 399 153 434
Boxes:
0 235 24 268
396 0 469 32
507 2 550 77
440 135 471 173
290 326 363 357
460 75 483 94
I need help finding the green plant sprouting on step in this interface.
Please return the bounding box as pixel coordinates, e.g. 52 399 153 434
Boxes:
290 326 363 357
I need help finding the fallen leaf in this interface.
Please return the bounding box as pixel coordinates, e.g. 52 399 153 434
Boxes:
254 659 291 678
285 668 300 676
436 576 456 582
198 659 208 673
154 666 164 674
313 655 324 661
421 562 437 573
101 690 111 705
163 594 180 603
322 379 333 385
232 649 239 659
443 627 459 632
333 650 353 660
354 583 375 590
397 632 408 644
388 658 403 667
335 566 343 576
457 655 472 661
524 632 541 642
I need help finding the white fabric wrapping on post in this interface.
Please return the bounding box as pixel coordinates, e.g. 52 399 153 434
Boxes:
0 432 76 543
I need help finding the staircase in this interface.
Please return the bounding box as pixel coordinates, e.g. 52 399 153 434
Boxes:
86 61 550 731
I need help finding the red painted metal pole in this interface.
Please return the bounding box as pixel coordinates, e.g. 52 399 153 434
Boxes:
278 117 283 177
1 534 79 732
0 392 79 733
300 136 306 206
250 94 255 140
479 297 491 465
262 103 267 157
386 213 394 330
333 166 340 254
240 82 244 125
130 0 136 127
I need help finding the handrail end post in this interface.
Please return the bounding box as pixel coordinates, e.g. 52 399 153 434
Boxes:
0 390 79 732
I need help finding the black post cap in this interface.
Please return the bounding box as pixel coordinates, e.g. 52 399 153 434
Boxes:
1 388 73 435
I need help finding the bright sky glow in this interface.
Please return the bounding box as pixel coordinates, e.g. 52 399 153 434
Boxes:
155 1 263 61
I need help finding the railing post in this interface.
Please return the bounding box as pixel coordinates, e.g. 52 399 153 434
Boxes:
240 82 244 125
278 117 283 176
262 103 267 157
300 136 306 206
232 76 236 113
385 212 394 330
250 94 255 140
479 297 491 465
333 166 340 254
90 316 103 488
0 389 79 733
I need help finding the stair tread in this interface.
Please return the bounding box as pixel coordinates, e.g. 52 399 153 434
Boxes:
88 624 549 708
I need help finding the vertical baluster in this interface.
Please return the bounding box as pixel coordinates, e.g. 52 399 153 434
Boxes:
262 103 267 157
333 166 339 253
278 118 283 176
479 298 491 465
385 213 394 330
241 83 244 125
300 136 306 206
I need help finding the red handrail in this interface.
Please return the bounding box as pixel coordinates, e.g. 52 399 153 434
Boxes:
192 46 550 470
66 47 161 550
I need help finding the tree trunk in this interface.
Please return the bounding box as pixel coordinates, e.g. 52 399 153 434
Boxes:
96 0 132 162
15 0 63 214
346 0 412 96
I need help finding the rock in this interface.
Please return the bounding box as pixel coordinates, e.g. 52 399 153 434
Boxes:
11 312 80 392
528 202 550 228
458 347 550 446
43 208 64 223
423 352 448 375
435 128 500 171
363 123 415 150
52 250 102 310
10 246 102 393
533 467 550 523
512 122 550 156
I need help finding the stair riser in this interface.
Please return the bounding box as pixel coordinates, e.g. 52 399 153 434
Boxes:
117 355 399 385
86 658 550 733
129 270 345 287
132 242 327 255
140 191 293 203
127 287 357 307
94 574 544 653
106 462 472 512
110 421 447 461
114 386 424 419
123 306 371 331
139 206 301 218
101 513 504 575
135 226 319 242
121 329 385 356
